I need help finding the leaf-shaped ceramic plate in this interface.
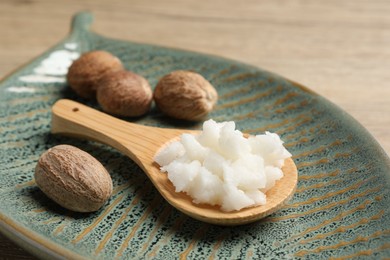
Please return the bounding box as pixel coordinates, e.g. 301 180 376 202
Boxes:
1 12 389 259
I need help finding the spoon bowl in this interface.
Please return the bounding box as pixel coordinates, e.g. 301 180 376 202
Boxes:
51 99 298 225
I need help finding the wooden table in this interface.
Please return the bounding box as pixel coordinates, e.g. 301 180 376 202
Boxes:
1 0 389 258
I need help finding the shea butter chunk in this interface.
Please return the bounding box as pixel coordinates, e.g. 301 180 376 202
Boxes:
155 119 292 212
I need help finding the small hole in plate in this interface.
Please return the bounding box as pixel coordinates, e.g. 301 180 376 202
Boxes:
72 107 79 112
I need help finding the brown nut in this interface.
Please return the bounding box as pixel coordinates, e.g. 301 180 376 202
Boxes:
34 145 113 212
153 70 218 121
96 70 153 117
67 50 124 99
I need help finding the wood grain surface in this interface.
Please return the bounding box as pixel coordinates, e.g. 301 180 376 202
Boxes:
1 0 389 258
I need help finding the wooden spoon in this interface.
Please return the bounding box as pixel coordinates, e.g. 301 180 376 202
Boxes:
51 99 298 225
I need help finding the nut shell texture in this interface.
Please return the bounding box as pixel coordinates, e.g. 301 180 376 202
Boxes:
154 70 218 120
34 145 113 212
97 70 153 117
67 50 124 99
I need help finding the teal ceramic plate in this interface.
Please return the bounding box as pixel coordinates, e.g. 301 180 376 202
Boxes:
1 12 389 259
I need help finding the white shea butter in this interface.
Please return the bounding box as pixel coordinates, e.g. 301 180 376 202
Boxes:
154 119 292 212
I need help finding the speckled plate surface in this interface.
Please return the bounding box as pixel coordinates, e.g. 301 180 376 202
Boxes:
1 12 389 259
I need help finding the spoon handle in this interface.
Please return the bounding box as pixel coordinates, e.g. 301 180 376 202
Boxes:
51 99 183 169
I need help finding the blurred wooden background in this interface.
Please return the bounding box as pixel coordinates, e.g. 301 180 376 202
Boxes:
1 0 389 258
